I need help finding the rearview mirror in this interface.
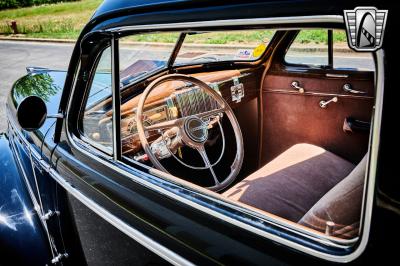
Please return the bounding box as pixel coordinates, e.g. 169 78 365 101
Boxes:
17 95 47 131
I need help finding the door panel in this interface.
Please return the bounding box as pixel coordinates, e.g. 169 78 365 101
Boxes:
260 70 374 165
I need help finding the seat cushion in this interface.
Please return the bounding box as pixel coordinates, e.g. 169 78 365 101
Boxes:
223 143 355 222
298 155 367 239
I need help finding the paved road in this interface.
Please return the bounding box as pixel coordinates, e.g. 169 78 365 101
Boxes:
0 41 74 131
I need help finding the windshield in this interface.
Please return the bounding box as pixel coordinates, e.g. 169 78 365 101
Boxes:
119 32 180 87
174 30 275 66
95 30 276 95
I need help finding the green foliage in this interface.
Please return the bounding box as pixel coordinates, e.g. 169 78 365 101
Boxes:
0 0 100 38
295 30 347 44
0 0 78 10
13 73 58 102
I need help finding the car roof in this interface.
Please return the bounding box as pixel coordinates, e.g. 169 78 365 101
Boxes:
93 0 193 19
92 0 380 22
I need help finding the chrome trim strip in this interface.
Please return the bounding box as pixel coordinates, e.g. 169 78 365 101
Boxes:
325 73 349 78
63 16 384 263
108 16 343 32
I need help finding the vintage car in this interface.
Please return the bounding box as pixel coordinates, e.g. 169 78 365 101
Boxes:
1 0 397 265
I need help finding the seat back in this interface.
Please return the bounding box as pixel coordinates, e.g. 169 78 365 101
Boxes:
299 155 367 239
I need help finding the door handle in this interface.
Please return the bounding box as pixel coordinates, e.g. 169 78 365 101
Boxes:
343 83 366 94
291 81 305 93
319 96 338 108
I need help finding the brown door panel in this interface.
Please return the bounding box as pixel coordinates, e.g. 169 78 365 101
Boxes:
261 73 374 165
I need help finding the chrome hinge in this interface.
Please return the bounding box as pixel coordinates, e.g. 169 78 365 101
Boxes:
230 77 245 103
51 253 68 264
42 210 60 221
38 159 52 173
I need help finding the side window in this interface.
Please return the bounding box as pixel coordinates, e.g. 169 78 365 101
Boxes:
285 29 374 71
333 30 375 71
285 29 329 66
81 46 113 151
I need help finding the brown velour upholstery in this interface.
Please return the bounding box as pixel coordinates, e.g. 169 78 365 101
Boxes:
223 143 356 228
299 155 367 239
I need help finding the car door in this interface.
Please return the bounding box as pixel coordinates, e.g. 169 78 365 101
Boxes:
260 30 375 166
48 12 384 266
49 30 338 266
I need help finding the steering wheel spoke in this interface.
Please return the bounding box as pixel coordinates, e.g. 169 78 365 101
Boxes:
197 145 220 186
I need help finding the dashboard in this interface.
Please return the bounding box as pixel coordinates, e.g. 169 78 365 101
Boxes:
121 85 220 155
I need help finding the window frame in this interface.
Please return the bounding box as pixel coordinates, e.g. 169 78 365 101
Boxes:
67 17 383 263
79 44 114 156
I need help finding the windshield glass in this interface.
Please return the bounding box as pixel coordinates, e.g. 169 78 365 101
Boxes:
119 32 180 87
174 30 275 66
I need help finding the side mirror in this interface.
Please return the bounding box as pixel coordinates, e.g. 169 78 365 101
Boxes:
17 95 47 131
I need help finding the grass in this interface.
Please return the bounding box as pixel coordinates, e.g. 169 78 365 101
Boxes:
0 0 101 39
0 0 347 45
296 30 347 44
125 30 347 46
125 30 346 45
127 31 276 45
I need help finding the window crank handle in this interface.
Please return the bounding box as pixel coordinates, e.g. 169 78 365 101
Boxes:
291 81 305 93
319 96 338 108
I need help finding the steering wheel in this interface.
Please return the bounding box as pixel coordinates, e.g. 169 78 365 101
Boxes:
136 74 244 191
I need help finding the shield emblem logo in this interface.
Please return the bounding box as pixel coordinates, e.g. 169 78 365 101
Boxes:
344 7 388 51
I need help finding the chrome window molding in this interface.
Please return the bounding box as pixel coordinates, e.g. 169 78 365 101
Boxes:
62 16 384 263
108 16 343 32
